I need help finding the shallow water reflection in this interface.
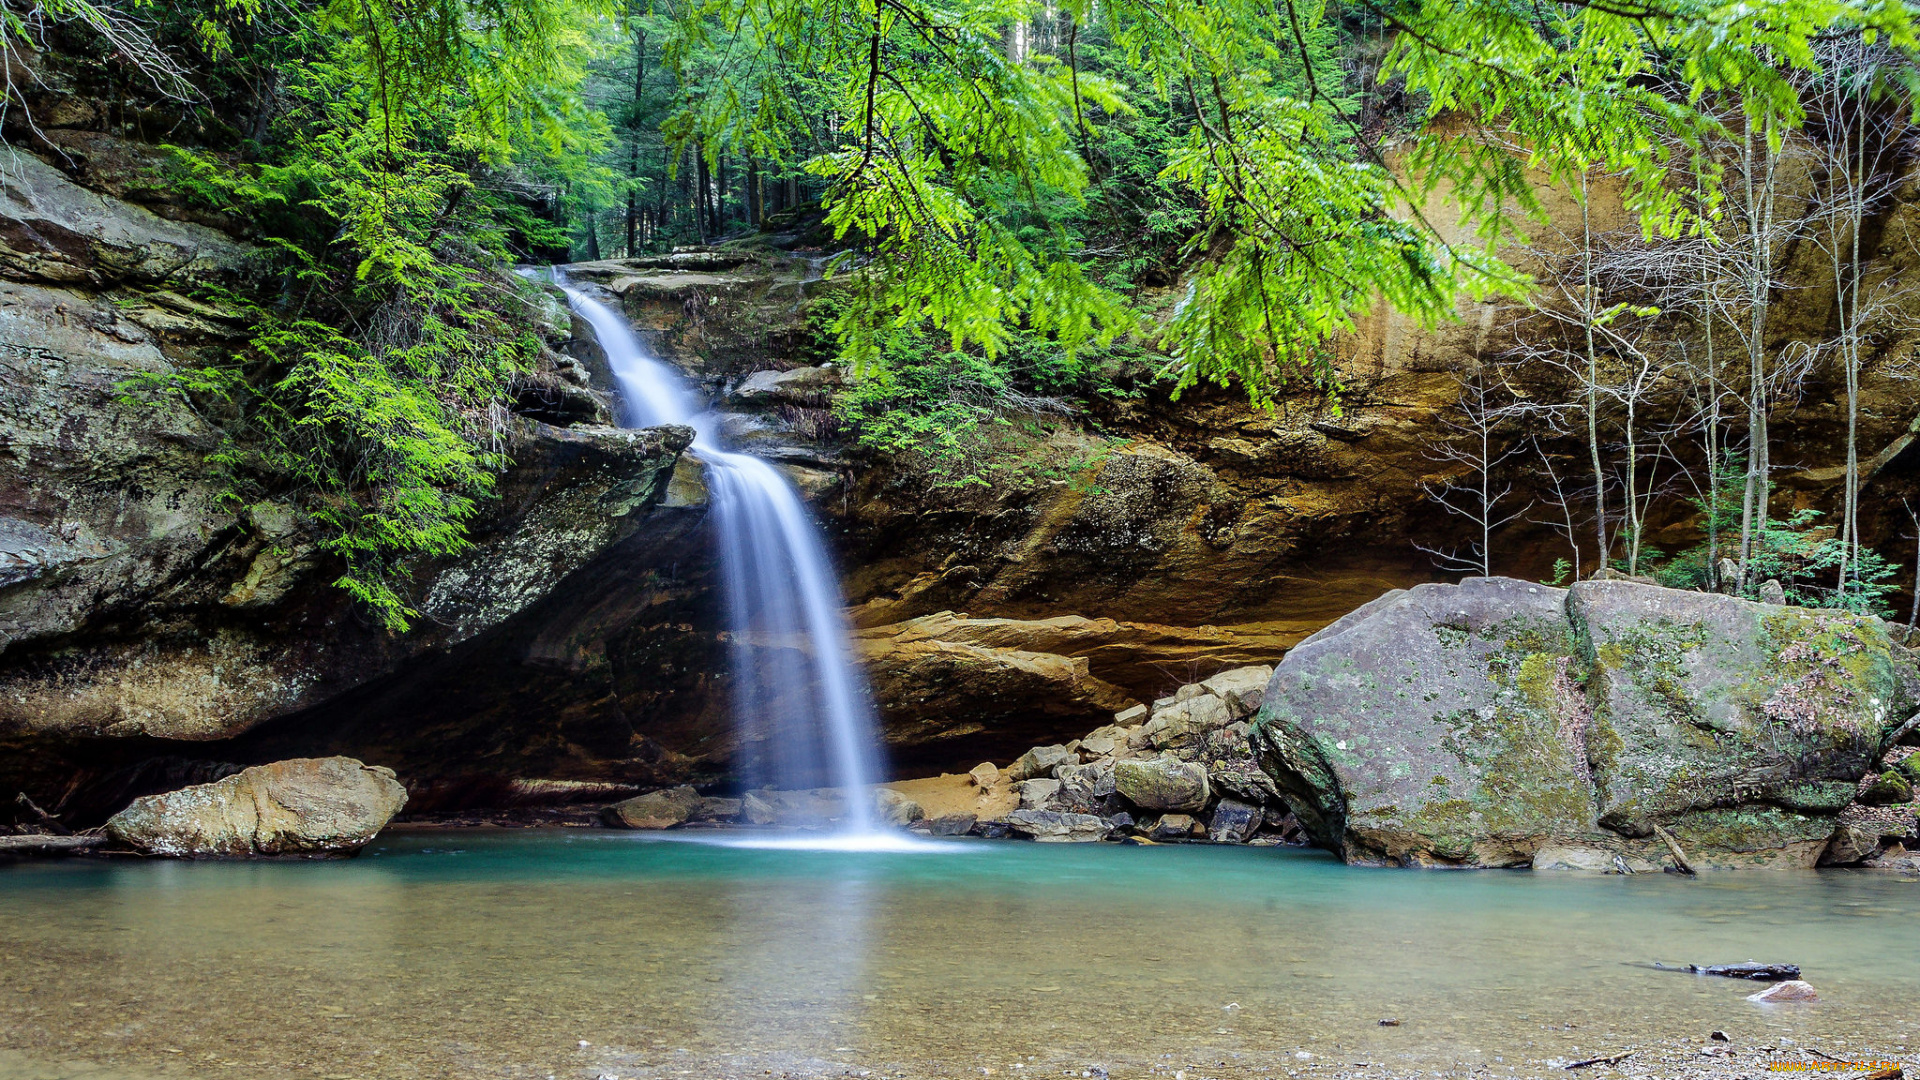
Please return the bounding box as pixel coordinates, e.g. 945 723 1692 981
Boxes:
1 830 1916 1079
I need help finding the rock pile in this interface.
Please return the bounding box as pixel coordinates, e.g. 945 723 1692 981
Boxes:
961 664 1303 844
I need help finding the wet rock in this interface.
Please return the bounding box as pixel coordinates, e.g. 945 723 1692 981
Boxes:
1149 813 1202 840
1003 810 1110 842
973 820 1015 839
690 796 742 822
875 788 925 826
1008 745 1076 781
921 813 977 836
741 791 778 825
604 785 703 829
1016 778 1062 810
728 366 840 407
1114 756 1211 812
968 762 1000 788
1106 811 1136 834
1747 980 1818 1002
105 757 407 856
1692 962 1801 980
1208 799 1263 843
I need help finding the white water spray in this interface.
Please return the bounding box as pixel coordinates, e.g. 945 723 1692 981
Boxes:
553 271 884 834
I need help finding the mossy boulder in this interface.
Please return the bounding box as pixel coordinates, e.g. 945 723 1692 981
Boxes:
1570 581 1916 850
1250 577 1596 866
1251 577 1920 869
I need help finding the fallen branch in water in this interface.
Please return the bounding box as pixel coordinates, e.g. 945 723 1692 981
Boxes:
1652 824 1696 875
1565 1051 1635 1069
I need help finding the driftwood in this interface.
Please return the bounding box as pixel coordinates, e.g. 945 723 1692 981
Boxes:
1647 961 1802 980
1652 824 1697 876
0 834 105 857
1565 1051 1634 1070
12 792 70 835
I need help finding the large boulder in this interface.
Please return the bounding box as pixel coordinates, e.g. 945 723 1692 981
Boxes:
1251 578 1593 866
104 757 406 857
1573 581 1913 863
1251 578 1919 868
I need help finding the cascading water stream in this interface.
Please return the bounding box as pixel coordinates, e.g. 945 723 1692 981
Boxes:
554 270 884 835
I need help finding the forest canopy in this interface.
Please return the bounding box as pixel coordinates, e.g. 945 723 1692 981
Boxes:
5 0 1917 622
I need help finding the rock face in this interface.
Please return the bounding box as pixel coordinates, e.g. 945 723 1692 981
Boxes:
1252 578 1920 868
0 144 699 821
104 757 406 857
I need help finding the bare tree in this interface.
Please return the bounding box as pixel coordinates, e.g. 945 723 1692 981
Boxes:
1415 365 1533 577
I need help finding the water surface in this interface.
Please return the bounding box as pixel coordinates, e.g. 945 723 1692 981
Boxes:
2 830 1916 1079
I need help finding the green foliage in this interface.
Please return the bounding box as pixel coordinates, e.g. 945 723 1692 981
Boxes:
114 0 604 630
1655 457 1902 615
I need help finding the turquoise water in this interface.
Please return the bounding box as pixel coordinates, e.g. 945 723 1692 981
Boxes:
2 830 1916 1079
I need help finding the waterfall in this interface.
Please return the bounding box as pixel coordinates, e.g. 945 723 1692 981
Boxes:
555 271 884 834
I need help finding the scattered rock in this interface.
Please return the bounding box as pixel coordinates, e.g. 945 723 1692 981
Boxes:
1113 703 1149 725
740 791 778 825
1015 778 1061 811
1149 813 1202 840
1207 799 1263 843
1008 745 1076 782
1003 810 1110 842
603 785 703 829
1201 665 1273 719
1378 1018 1401 1027
105 757 407 857
921 813 977 836
968 762 1000 788
875 788 925 826
1114 756 1211 812
1759 579 1788 605
1747 980 1818 1003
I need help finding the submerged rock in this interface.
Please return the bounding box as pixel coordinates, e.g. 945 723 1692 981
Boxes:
104 757 406 857
1747 980 1819 1003
1252 577 1919 868
603 785 703 829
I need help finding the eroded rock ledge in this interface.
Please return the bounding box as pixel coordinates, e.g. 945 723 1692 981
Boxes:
1250 577 1920 869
